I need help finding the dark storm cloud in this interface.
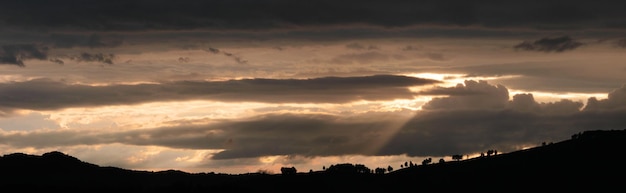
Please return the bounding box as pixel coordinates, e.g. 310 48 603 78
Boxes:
420 80 584 114
203 47 248 64
48 58 65 65
0 44 117 66
420 80 510 110
379 82 618 158
584 84 626 111
1 0 625 31
206 47 220 54
2 82 625 159
70 53 115 64
514 36 584 52
221 51 248 65
0 44 48 66
0 75 439 112
509 94 584 115
85 34 124 48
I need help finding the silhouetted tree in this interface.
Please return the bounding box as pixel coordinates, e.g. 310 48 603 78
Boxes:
422 158 432 165
439 158 445 164
356 164 372 174
452 154 463 161
404 161 408 167
280 166 297 175
387 165 393 172
326 163 371 174
375 167 386 174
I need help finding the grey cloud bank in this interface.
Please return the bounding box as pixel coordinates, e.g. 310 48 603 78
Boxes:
514 36 584 52
1 0 625 31
0 75 438 112
2 81 625 160
0 44 48 66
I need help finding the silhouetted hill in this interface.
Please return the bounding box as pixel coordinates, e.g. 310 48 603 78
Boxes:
386 129 626 192
1 129 625 192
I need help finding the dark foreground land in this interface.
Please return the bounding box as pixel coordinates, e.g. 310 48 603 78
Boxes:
1 129 625 192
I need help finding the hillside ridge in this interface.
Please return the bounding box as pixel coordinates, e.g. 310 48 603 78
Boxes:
1 129 624 192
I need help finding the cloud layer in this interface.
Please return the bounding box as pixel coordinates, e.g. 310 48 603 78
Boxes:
0 44 48 66
0 75 438 112
0 43 117 66
2 81 625 160
514 36 584 52
1 1 625 31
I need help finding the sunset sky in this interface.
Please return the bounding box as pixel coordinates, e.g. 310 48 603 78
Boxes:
1 0 626 174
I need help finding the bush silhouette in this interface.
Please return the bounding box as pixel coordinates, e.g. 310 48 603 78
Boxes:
326 163 371 174
280 166 297 175
451 154 463 161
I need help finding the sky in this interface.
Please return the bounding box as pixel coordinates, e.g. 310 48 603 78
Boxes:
1 0 626 174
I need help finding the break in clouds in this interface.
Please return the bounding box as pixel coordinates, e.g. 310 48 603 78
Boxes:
1 80 625 160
